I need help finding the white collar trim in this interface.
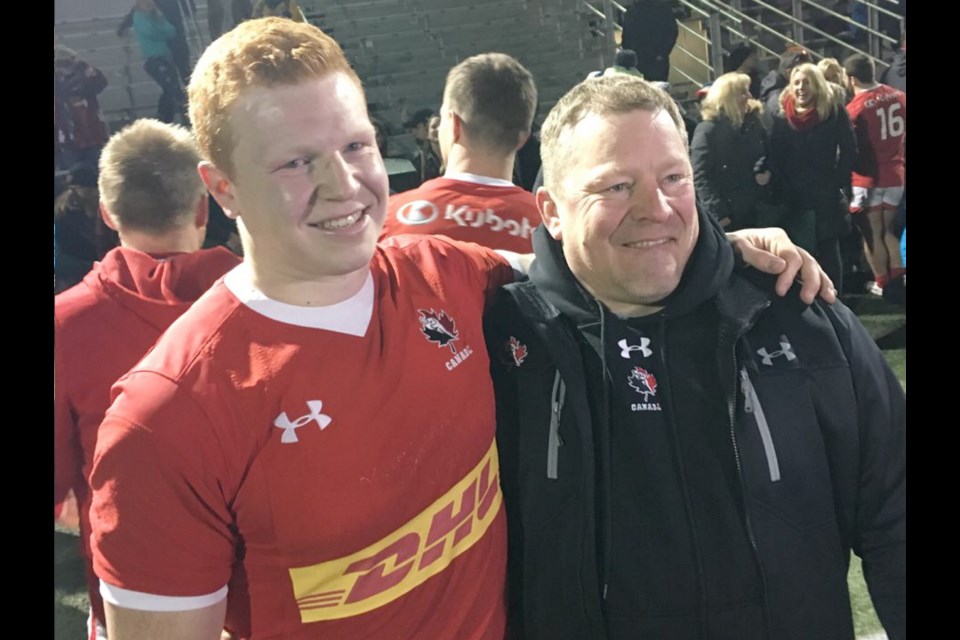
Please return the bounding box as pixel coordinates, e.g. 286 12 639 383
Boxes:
224 263 374 336
443 171 517 188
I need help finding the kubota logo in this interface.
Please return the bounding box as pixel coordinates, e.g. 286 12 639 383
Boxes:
395 200 440 225
288 440 502 622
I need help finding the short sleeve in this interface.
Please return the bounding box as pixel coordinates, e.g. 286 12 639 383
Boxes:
381 235 515 304
90 371 237 601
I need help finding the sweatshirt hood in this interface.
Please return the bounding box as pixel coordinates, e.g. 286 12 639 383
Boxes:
525 207 734 602
528 208 735 323
82 246 240 331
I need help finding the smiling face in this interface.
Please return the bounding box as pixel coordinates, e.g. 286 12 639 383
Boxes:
539 108 698 316
204 73 388 289
791 68 816 109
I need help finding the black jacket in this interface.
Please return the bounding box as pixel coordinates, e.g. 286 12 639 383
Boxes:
768 104 857 240
691 110 770 230
880 50 906 94
485 221 905 640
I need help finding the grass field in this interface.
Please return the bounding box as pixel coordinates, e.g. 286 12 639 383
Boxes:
54 300 905 639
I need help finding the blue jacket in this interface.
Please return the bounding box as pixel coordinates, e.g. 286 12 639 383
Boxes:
133 10 176 60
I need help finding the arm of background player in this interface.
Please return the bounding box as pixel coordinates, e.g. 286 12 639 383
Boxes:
54 316 81 529
105 599 227 640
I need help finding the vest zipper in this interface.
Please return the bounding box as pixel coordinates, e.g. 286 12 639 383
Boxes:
547 370 566 480
728 342 772 639
740 368 781 482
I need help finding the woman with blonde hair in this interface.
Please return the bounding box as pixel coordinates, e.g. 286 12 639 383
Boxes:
818 57 852 103
691 72 772 230
770 62 857 291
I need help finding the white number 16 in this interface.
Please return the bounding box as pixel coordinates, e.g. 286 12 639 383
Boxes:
876 102 904 141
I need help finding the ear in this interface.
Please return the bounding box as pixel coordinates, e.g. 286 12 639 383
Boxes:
198 161 240 220
99 202 119 231
450 110 464 144
193 192 210 229
514 130 531 152
536 187 563 240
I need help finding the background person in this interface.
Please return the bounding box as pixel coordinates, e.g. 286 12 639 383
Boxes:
129 0 187 123
383 53 541 252
620 0 679 82
844 53 906 299
769 62 857 292
691 72 772 231
403 107 443 186
55 118 241 640
54 45 109 170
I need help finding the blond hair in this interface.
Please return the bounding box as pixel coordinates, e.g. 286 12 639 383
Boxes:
781 63 837 121
699 72 762 128
443 53 538 155
817 58 848 88
540 74 686 192
98 119 204 233
188 17 361 176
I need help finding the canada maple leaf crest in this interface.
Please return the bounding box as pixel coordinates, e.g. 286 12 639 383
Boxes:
507 336 528 366
418 308 459 353
627 366 658 401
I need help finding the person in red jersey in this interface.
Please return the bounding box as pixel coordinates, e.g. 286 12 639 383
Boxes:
382 53 542 252
87 18 834 640
54 118 241 640
844 53 906 295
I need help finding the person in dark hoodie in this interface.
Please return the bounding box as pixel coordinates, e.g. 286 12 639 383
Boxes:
880 22 906 94
54 118 241 640
619 0 679 82
485 74 905 640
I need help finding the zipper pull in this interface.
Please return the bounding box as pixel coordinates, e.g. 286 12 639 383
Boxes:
740 369 754 414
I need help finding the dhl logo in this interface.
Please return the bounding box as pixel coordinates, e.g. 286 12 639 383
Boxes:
289 439 502 622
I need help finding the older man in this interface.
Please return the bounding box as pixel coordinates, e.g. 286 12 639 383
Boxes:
485 75 905 640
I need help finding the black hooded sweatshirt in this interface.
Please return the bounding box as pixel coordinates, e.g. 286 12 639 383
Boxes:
524 213 766 638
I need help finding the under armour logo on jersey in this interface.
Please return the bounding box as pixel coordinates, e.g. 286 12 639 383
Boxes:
757 336 796 366
618 338 652 359
274 400 332 443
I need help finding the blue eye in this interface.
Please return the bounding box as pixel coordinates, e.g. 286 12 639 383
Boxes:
345 141 368 153
282 157 311 170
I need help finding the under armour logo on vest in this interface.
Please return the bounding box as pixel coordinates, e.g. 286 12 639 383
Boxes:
274 400 332 443
757 336 796 366
618 338 652 359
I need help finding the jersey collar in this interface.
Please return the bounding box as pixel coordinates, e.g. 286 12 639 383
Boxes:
223 263 374 336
